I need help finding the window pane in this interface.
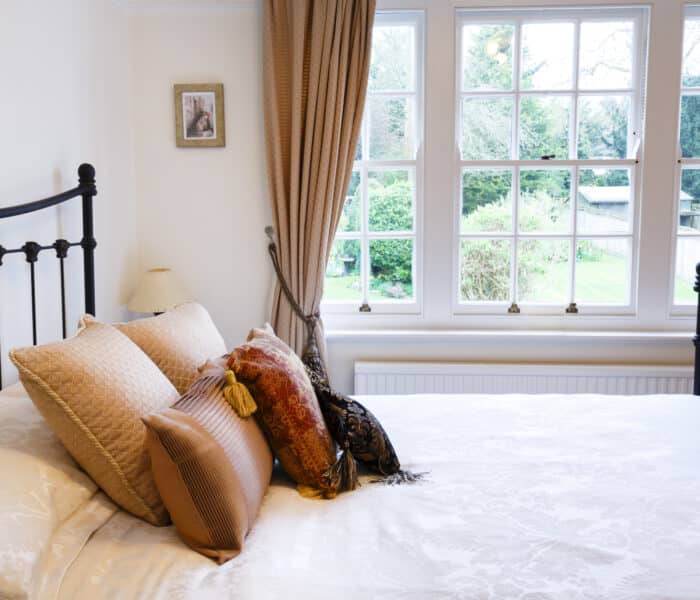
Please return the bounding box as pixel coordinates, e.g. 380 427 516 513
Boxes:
575 238 629 304
682 19 700 88
461 96 512 160
579 21 634 89
519 96 570 160
369 239 414 301
460 239 511 302
462 24 514 91
680 95 700 158
518 239 570 303
519 169 571 233
368 170 413 232
577 168 631 234
675 237 700 304
369 25 415 91
577 96 630 159
521 22 574 90
338 171 361 233
369 96 415 160
324 239 362 301
680 168 700 233
461 169 512 233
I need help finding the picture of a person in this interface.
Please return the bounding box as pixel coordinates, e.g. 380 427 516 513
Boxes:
183 94 216 138
186 110 214 138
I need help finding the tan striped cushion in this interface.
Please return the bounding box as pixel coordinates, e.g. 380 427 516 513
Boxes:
143 374 273 563
115 303 227 394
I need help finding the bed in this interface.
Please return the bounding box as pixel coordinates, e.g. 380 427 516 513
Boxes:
2 166 700 599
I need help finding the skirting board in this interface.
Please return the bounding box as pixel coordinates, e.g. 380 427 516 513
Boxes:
353 362 695 395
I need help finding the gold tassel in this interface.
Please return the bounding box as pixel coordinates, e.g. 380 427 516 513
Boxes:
223 370 257 418
296 484 326 499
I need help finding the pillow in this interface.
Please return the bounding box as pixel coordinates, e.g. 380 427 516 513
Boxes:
229 324 338 498
143 373 273 563
304 354 425 486
305 366 400 475
115 302 227 394
10 320 180 525
0 383 97 598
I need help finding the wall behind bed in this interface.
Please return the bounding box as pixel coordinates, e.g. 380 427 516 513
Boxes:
0 0 140 385
128 0 272 351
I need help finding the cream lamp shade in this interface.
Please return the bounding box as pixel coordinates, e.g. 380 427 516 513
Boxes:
128 268 190 314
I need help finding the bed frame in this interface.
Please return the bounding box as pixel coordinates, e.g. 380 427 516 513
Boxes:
0 163 97 389
1 163 699 394
695 263 700 395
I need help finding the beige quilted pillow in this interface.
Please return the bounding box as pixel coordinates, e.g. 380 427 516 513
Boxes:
115 302 227 394
9 321 180 526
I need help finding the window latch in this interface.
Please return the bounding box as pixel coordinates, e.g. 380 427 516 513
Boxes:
565 302 579 314
359 302 372 313
507 302 520 314
540 154 556 160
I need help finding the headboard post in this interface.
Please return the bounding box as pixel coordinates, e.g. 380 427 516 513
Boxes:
694 262 700 396
78 163 97 316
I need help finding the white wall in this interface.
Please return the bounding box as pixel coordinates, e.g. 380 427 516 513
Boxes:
128 1 273 350
0 0 139 385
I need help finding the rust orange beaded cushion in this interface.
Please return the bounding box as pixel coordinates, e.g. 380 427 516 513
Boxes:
229 324 338 498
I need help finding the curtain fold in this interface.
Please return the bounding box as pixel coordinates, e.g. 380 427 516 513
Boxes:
263 0 376 365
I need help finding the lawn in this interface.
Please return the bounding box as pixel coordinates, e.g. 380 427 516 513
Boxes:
324 275 361 302
526 254 627 304
324 275 413 302
675 276 697 304
528 253 698 305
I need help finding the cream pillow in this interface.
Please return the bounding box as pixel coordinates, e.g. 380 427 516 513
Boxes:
0 384 97 598
115 302 227 394
10 321 180 526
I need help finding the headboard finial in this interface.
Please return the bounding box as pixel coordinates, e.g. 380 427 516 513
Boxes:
695 262 700 293
78 163 96 186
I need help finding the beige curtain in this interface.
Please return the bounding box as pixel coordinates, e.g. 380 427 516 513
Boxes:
263 0 375 361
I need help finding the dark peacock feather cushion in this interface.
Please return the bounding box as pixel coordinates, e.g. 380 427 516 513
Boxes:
304 366 401 477
303 338 425 487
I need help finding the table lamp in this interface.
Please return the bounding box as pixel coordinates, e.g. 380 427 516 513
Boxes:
127 268 189 315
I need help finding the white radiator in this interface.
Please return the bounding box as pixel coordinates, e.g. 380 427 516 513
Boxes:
354 362 694 395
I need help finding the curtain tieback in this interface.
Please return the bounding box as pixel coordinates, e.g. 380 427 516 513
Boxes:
264 226 321 339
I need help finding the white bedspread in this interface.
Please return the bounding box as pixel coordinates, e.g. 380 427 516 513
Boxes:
6 388 700 599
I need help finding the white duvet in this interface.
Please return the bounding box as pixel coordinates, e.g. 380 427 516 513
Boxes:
3 384 700 600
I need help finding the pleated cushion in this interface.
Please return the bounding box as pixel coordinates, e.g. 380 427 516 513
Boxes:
143 373 273 563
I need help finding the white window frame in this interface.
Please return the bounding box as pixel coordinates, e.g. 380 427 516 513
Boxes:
453 7 649 317
322 10 425 316
670 5 700 315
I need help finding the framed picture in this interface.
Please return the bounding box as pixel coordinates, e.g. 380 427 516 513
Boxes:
174 83 225 147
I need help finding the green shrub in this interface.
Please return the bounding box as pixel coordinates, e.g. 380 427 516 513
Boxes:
460 195 569 300
368 174 412 232
460 239 511 300
370 239 412 283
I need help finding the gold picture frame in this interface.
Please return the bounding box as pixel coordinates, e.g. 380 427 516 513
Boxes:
174 83 225 147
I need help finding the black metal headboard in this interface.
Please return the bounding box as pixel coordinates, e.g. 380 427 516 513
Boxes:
0 163 97 388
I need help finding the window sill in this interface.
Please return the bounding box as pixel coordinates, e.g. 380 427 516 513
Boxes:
325 328 692 344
